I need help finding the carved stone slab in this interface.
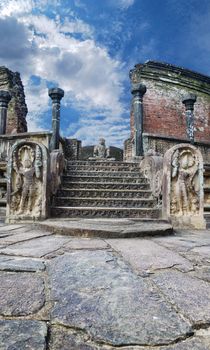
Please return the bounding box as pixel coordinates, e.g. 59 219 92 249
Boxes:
162 143 206 229
6 141 49 223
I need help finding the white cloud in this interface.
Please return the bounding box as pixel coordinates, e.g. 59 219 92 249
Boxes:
0 0 129 147
111 0 135 10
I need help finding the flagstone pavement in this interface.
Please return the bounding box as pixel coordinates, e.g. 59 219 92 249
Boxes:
0 222 210 349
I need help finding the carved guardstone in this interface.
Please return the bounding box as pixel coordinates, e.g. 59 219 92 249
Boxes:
6 141 49 223
162 144 206 229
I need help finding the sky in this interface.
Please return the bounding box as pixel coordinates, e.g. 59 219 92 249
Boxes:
0 0 210 147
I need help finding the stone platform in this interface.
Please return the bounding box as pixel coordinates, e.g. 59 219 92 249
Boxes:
0 223 210 349
37 218 173 238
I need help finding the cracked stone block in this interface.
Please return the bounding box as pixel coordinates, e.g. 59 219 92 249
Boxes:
48 251 191 347
0 320 47 350
0 272 45 316
153 270 210 324
0 235 71 257
106 239 194 273
0 256 45 272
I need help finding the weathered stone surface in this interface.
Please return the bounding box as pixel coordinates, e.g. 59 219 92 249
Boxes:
63 238 108 250
0 235 71 257
190 266 210 282
153 234 210 253
0 224 26 232
48 251 191 346
49 326 99 350
106 239 194 273
0 272 45 315
153 270 210 324
162 337 210 350
0 320 47 350
38 218 172 238
0 256 45 271
0 229 52 245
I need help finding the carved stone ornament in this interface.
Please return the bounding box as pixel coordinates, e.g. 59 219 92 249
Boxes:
50 149 65 195
141 151 163 205
162 143 206 229
6 141 49 223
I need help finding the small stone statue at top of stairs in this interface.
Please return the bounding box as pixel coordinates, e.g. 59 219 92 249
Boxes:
89 138 115 161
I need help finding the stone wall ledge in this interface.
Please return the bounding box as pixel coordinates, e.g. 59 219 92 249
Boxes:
143 132 210 147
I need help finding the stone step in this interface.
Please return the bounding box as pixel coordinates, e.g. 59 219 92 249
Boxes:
63 176 148 184
57 188 152 199
37 218 173 238
54 197 156 208
51 206 160 219
63 182 151 190
63 171 143 178
67 161 138 167
66 164 140 172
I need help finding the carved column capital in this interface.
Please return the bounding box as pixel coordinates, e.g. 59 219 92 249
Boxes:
131 83 147 99
0 90 11 108
48 88 64 104
182 94 197 110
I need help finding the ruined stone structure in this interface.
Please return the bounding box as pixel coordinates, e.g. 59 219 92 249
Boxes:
126 61 210 162
0 62 207 228
0 67 27 134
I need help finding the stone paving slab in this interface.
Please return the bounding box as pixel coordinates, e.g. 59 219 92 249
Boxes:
49 326 210 350
63 237 109 250
153 270 210 324
0 225 210 348
48 251 191 347
0 320 47 350
153 233 210 253
0 224 27 232
106 239 194 273
0 235 71 257
38 218 173 238
0 228 52 245
0 272 45 316
0 256 45 271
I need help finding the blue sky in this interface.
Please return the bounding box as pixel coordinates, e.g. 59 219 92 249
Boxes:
0 0 210 146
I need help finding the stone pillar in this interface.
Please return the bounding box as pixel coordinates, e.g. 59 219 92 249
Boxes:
182 94 197 144
0 90 11 134
48 88 64 150
131 83 147 157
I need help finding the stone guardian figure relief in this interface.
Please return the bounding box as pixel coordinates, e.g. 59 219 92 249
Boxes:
6 141 49 223
162 144 205 229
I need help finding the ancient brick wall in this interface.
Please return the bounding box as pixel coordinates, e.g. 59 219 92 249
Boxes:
0 67 27 134
129 61 210 143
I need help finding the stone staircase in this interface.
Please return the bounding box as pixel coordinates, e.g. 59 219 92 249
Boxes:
51 160 160 218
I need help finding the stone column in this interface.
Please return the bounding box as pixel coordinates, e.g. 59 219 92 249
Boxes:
0 90 11 134
131 83 147 157
48 88 64 150
182 94 197 144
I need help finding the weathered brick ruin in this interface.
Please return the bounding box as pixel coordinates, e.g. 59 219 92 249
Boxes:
0 66 27 134
125 61 210 162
